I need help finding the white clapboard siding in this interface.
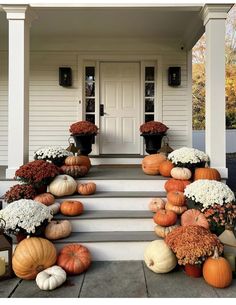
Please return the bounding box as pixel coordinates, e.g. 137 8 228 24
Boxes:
0 52 8 165
28 52 79 160
162 52 190 148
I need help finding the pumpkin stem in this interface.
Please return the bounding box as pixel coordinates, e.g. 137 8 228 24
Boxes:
63 176 68 180
212 247 219 259
149 259 154 267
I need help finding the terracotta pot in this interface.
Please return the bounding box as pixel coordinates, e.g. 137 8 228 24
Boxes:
184 263 202 278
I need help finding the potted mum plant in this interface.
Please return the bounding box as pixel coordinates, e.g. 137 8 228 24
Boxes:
184 180 236 235
69 121 99 155
15 160 60 193
4 184 37 204
0 199 53 242
165 225 223 277
34 146 72 167
140 121 168 154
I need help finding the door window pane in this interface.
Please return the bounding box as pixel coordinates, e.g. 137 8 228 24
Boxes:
145 67 155 81
86 114 95 124
145 114 154 122
145 83 154 97
85 82 95 97
145 98 154 113
86 67 95 81
86 99 95 112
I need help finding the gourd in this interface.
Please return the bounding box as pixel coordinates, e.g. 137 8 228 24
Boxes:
60 165 88 178
171 167 192 181
34 193 55 206
144 240 177 273
164 179 191 192
165 201 187 215
167 191 186 206
12 237 57 280
45 220 72 240
142 154 166 175
49 175 77 197
194 168 221 181
153 209 177 227
60 200 84 216
148 198 166 212
49 202 61 215
203 248 232 288
36 266 66 291
181 209 209 229
159 160 174 177
57 244 91 275
78 182 96 195
154 224 179 238
65 155 91 169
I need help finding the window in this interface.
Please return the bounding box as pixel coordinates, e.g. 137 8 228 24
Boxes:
85 66 95 123
144 66 156 122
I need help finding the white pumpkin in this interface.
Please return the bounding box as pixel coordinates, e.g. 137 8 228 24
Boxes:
170 167 192 180
36 265 66 291
148 198 166 212
144 240 177 273
49 175 77 197
49 202 61 215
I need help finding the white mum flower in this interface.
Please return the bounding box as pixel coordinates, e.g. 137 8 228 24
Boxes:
168 147 209 164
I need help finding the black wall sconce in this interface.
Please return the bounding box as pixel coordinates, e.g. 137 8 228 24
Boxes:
59 67 72 87
168 67 181 86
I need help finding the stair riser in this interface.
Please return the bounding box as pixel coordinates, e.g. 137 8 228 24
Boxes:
90 158 143 165
55 241 150 260
87 180 166 192
57 197 163 211
68 218 154 232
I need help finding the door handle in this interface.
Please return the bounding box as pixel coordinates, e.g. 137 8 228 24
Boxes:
100 104 108 116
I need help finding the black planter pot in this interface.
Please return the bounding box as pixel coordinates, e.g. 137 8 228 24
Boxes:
72 134 95 156
141 133 165 154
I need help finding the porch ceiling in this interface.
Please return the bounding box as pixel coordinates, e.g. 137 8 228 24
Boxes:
0 6 204 50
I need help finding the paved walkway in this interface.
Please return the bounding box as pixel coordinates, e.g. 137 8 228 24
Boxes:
1 261 236 298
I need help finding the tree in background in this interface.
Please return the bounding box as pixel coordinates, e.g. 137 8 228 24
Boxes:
192 5 236 130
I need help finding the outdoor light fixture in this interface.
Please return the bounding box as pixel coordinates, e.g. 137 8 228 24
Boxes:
168 67 181 86
59 67 72 87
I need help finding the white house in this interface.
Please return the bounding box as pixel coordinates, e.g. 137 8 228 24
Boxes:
0 3 232 178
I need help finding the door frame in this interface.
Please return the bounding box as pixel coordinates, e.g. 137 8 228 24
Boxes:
77 53 163 155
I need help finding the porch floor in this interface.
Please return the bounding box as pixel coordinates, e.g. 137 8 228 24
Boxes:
1 261 236 298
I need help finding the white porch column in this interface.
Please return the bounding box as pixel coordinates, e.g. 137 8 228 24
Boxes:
202 4 232 178
3 6 36 178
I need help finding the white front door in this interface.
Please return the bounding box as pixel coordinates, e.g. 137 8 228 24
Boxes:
100 62 140 154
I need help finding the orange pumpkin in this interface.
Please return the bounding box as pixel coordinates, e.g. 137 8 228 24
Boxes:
78 182 96 195
153 209 177 227
194 168 221 181
60 200 84 216
165 201 187 215
57 244 91 275
142 154 166 175
34 193 55 206
164 179 191 193
203 248 232 288
181 209 209 229
60 165 88 178
159 160 174 177
148 198 166 212
154 224 179 238
65 155 91 169
167 191 186 206
12 237 57 280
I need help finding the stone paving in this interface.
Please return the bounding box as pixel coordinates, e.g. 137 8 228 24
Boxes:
1 261 236 298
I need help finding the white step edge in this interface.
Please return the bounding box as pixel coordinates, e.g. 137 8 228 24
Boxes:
90 158 143 165
55 241 153 261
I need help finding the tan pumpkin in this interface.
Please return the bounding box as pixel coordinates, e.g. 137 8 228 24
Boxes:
12 237 57 280
159 160 174 177
167 191 186 206
60 200 84 216
142 154 167 175
170 167 192 180
165 201 187 215
164 179 191 192
203 248 232 288
65 155 91 169
181 209 209 229
34 193 55 206
194 168 221 181
49 175 77 197
148 198 166 212
78 182 96 195
45 220 72 240
60 165 88 178
153 209 177 227
154 224 180 238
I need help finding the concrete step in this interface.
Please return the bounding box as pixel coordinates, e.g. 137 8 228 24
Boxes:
57 191 166 210
54 231 158 261
54 210 155 232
